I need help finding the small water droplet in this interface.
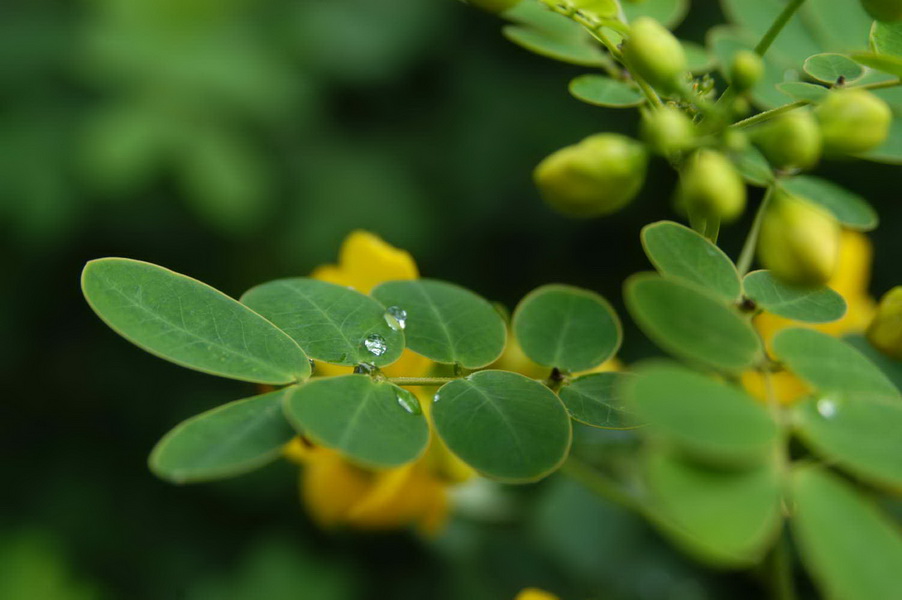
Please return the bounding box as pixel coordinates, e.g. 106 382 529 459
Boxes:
383 306 407 331
354 362 376 375
363 333 387 357
395 388 422 415
817 397 838 419
433 392 441 403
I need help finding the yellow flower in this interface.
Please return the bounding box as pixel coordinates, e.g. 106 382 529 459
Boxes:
514 589 561 600
285 230 471 534
742 231 876 405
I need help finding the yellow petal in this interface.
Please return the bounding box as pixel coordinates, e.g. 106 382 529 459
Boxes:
283 437 312 465
380 349 432 378
741 370 810 406
514 589 561 600
338 230 419 294
346 462 448 532
300 447 373 528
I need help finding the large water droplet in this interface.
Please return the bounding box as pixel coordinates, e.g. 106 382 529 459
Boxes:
395 388 422 415
384 306 408 331
363 333 387 357
817 397 838 419
354 362 376 375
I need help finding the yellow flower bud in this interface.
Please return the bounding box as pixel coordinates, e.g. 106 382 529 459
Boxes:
730 50 764 92
751 109 822 171
861 0 902 21
622 17 687 92
641 106 696 156
534 133 648 217
463 0 522 13
867 286 902 360
677 149 747 222
757 191 840 287
815 89 892 156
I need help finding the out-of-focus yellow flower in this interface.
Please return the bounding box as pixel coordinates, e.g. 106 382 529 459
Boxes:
743 231 876 405
286 230 470 534
514 588 561 600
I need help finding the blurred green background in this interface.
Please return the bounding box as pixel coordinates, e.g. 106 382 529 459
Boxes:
2 0 899 598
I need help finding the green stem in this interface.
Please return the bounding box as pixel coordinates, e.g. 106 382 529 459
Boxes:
560 455 645 515
736 185 775 276
731 100 806 130
769 535 798 600
387 377 458 386
755 0 807 56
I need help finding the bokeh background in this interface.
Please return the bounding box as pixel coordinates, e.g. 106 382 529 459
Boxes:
2 0 899 598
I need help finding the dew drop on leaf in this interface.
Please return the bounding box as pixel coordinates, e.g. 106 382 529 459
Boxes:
395 388 422 415
363 333 388 357
384 306 407 331
817 397 839 419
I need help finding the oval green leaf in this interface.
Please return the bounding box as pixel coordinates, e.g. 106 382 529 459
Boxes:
283 375 429 468
82 258 310 385
626 364 778 466
512 284 621 372
644 450 782 568
803 53 865 84
641 221 742 302
621 0 688 28
795 395 902 491
743 270 846 323
241 278 404 368
149 389 296 484
853 52 902 77
432 371 572 482
558 372 638 429
777 81 829 103
791 466 902 600
780 176 878 231
502 25 608 67
772 328 900 402
625 274 762 372
372 279 507 369
568 75 644 108
731 144 775 187
871 21 902 58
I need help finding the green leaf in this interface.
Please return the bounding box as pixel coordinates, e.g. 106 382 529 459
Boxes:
803 53 865 84
626 363 778 466
777 81 830 103
82 258 310 385
772 328 901 402
708 26 789 108
240 278 404 368
852 52 902 78
721 0 822 65
432 370 572 482
149 389 296 484
780 175 878 231
682 40 715 74
794 395 902 491
641 221 742 303
730 144 775 187
845 334 902 391
570 0 618 19
800 0 873 54
624 274 763 372
871 21 902 58
621 0 688 28
644 450 782 568
372 279 507 369
512 284 621 372
558 372 638 429
283 375 429 468
503 25 608 66
791 466 902 600
568 75 644 108
743 270 846 323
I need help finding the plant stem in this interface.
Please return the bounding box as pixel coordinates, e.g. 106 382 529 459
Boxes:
736 185 774 276
755 0 807 56
387 377 457 386
769 535 798 600
731 100 806 129
560 455 645 515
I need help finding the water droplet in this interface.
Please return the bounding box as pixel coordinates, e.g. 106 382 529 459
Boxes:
363 333 387 357
354 362 376 375
395 388 422 415
817 397 838 419
383 306 407 331
433 392 441 403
